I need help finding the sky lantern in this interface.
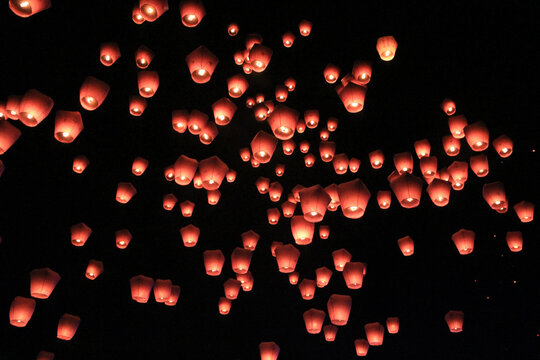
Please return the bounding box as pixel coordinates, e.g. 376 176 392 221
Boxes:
483 181 508 213
131 157 148 176
506 231 523 252
85 259 104 280
30 267 61 299
259 341 280 360
282 31 295 47
5 95 21 120
352 61 372 85
420 156 437 180
441 98 457 115
249 44 273 72
364 322 384 345
393 152 414 174
165 285 181 306
343 262 365 289
291 215 315 245
316 267 333 287
226 169 237 182
132 5 145 23
116 182 137 204
251 130 278 163
180 224 200 247
288 272 299 285
296 118 306 133
267 208 281 225
218 297 231 315
57 314 80 340
204 250 225 276
179 0 205 27
269 181 283 202
129 95 147 116
243 63 253 74
303 309 325 334
319 225 330 239
448 161 468 190
267 105 298 140
291 185 306 202
386 317 400 334
333 153 349 174
162 193 178 211
304 109 319 128
36 350 55 360
299 279 316 300
282 139 296 155
275 244 300 273
514 201 534 222
464 121 490 151
137 71 159 98
236 271 254 291
323 325 338 342
227 23 239 36
369 149 385 169
300 185 331 222
245 33 263 50
348 157 361 173
377 190 392 209
469 154 489 177
79 76 109 110
492 135 513 158
327 294 352 326
227 74 249 98
185 46 218 83
0 120 22 154
332 248 352 271
298 19 312 36
198 156 228 190
71 222 92 247
284 77 296 91
397 236 414 256
338 82 366 113
376 35 397 61
451 229 475 255
320 129 330 141
253 103 269 121
390 173 423 209
241 230 260 251
180 200 195 217
231 247 252 274
337 179 371 219
299 140 310 154
326 117 338 132
448 115 468 138
281 201 296 218
9 0 51 17
256 176 270 194
414 139 431 158
324 64 340 84
275 85 289 102
275 163 285 176
9 297 36 327
153 279 172 302
130 275 154 303
270 241 283 257
445 310 464 333
194 174 204 188
115 229 132 249
100 42 121 66
234 50 244 65
174 155 198 185
354 339 369 356
240 147 251 162
139 0 168 22
427 179 452 207
135 45 154 68
18 89 54 127
207 189 221 205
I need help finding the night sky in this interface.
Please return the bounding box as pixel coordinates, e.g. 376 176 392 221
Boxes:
1 1 539 359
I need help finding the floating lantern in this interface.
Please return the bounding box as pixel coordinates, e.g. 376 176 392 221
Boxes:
354 339 369 356
376 35 397 61
299 279 316 300
393 152 413 174
427 179 452 206
10 297 36 327
420 156 437 180
451 229 475 255
5 95 21 120
377 190 391 209
129 95 147 116
251 131 278 163
303 309 325 334
364 322 384 345
513 201 534 222
482 181 507 213
227 74 249 98
333 153 349 174
237 271 254 291
369 149 384 169
185 46 218 83
291 215 315 245
316 267 333 287
161 194 177 211
288 272 299 285
299 185 331 222
227 23 239 36
131 157 148 176
135 45 154 68
19 89 54 127
327 294 352 326
223 278 241 300
464 121 489 151
282 32 295 47
115 229 132 249
267 208 281 225
414 139 431 158
85 259 104 280
319 141 336 162
275 163 285 177
390 173 423 209
57 314 80 340
79 76 109 111
249 44 273 72
448 115 468 138
203 250 225 276
281 201 296 218
332 248 352 271
0 120 22 154
284 77 296 91
352 61 372 85
116 182 137 204
71 222 92 247
164 165 175 181
492 135 513 158
180 224 200 247
327 117 338 131
275 244 300 273
323 325 338 342
275 85 289 102
139 0 169 22
198 156 228 190
241 230 260 251
338 82 366 113
30 268 61 299
174 155 198 185
349 158 361 173
441 98 456 115
132 5 145 24
130 275 154 303
445 310 464 333
506 231 523 252
268 181 283 202
9 0 51 17
319 225 330 239
343 262 365 289
324 64 340 84
231 247 252 274
267 105 298 140
299 19 312 36
337 179 371 219
397 236 414 256
448 161 468 190
138 71 159 98
207 189 221 205
387 317 400 334
165 285 181 306
100 42 121 66
259 341 280 360
179 0 205 27
218 297 231 315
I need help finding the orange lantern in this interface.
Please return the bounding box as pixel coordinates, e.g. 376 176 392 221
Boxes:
514 201 534 222
130 275 154 303
397 236 414 256
354 339 369 356
132 5 145 24
129 95 147 116
223 278 241 300
369 149 384 169
207 189 221 205
227 23 239 36
203 250 225 276
171 110 189 133
319 225 330 239
343 262 365 289
324 118 337 133
198 156 228 190
131 157 148 176
162 193 177 211
180 224 200 247
469 154 489 177
179 0 205 27
275 244 300 273
100 42 121 66
282 31 295 47
165 285 181 306
185 46 218 83
115 229 132 249
333 153 349 174
5 95 21 120
414 139 431 158
18 89 54 127
377 190 392 209
303 309 325 334
236 271 254 291
337 179 371 219
445 310 464 333
332 248 352 271
259 341 280 360
299 20 312 36
420 156 437 180
271 241 283 257
393 152 413 174
281 201 296 218
291 215 315 245
464 121 489 151
390 173 423 209
243 63 253 74
441 98 456 115
231 247 252 274
267 208 281 225
376 35 397 61
338 82 366 113
284 77 296 91
275 85 288 102
0 120 21 154
135 45 154 69
253 103 269 121
71 222 92 247
299 185 331 222
138 71 159 98
174 155 198 185
320 129 330 141
349 157 361 173
352 61 372 85
296 118 306 133
239 147 251 162
319 141 336 162
269 181 283 202
316 267 333 287
249 44 273 73
427 179 451 207
255 176 270 194
218 297 231 315
30 267 61 299
241 230 260 251
36 351 55 360
225 169 237 183
298 140 310 154
443 135 461 156
251 131 278 163
177 200 194 218
57 314 80 340
227 74 249 99
483 181 508 213
9 297 36 327
448 161 468 190
386 317 400 334
116 182 137 204
85 259 104 280
365 322 384 345
324 64 340 84
139 0 169 22
299 279 316 300
327 294 352 326
267 105 298 140
506 231 523 252
288 271 299 285
79 76 110 110
323 325 338 342
281 139 295 155
448 115 468 138
9 0 51 17
492 134 513 158
451 229 475 255
275 163 285 177
233 50 244 65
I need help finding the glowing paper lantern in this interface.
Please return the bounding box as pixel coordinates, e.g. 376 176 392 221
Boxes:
315 267 333 288
288 272 299 285
152 279 172 303
251 131 278 163
303 309 325 334
138 71 159 98
30 268 61 299
174 155 198 186
132 157 148 176
442 135 461 156
448 161 468 190
228 23 239 36
390 173 423 209
354 339 369 356
333 153 349 175
179 0 205 27
129 95 147 116
267 105 298 140
71 222 92 247
275 244 300 273
299 185 331 223
139 0 168 22
427 179 452 207
377 190 391 209
349 157 361 173
249 44 273 73
393 152 414 174
397 236 414 256
9 0 51 17
267 208 281 225
324 64 340 84
282 32 295 47
275 85 288 102
198 156 228 190
116 182 137 204
337 179 371 219
135 45 154 69
0 120 22 154
482 181 508 213
115 229 132 249
464 121 489 151
387 317 400 334
327 294 352 326
281 201 296 218
18 89 53 127
448 115 468 138
369 149 384 169
299 20 312 36
269 182 283 202
185 46 218 84
323 325 338 342
319 225 330 239
57 314 80 340
275 164 285 177
180 200 195 217
451 229 475 255
352 61 372 84
5 95 21 120
332 249 352 271
199 121 218 145
9 297 36 327
282 140 296 156
85 259 104 280
36 351 55 360
207 189 221 205
230 248 252 274
319 141 336 162
204 250 225 276
291 215 315 245
320 129 330 141
180 224 200 248
259 341 280 360
130 275 154 303
343 262 365 289
226 169 237 182
227 74 249 99
338 82 366 113
441 98 456 115
255 177 270 194
296 118 306 133
505 231 523 252
165 285 181 306
79 76 109 110
241 230 260 251
420 156 437 179
492 135 513 157
237 271 253 291
100 42 121 66
376 36 397 61
414 139 431 158
445 310 464 333
132 5 145 24
299 279 316 300
218 297 231 315
514 201 534 222
364 322 384 345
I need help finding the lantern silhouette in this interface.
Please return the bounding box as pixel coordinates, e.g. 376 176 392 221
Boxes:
414 139 431 158
327 294 352 326
116 182 137 204
427 179 451 207
137 71 159 98
316 267 333 287
291 215 315 245
393 152 413 174
139 0 168 22
514 201 534 222
57 314 80 340
18 89 54 127
185 46 218 83
227 74 248 99
249 44 273 73
259 341 280 360
441 98 456 115
204 250 225 276
115 229 132 249
377 190 391 209
349 157 361 173
303 309 325 334
299 185 331 222
448 114 468 138
180 0 205 27
165 285 181 306
386 317 400 334
9 297 36 327
319 141 336 162
135 45 154 69
9 0 51 17
227 23 239 36
242 230 260 251
198 156 228 190
174 155 198 185
492 135 513 158
369 149 384 169
319 225 330 239
299 279 316 300
275 244 300 273
364 322 384 345
332 248 352 271
30 268 61 299
397 236 414 256
288 272 299 285
451 229 475 255
132 5 145 23
85 259 103 280
130 275 154 303
152 279 172 303
354 339 369 356
506 231 523 252
269 182 283 202
343 262 365 289
180 224 200 247
0 120 22 154
482 181 507 213
337 179 371 219
443 135 461 156
231 247 252 274
282 31 295 47
79 76 109 110
207 189 221 205
390 173 423 209
36 350 55 360
267 105 298 140
323 325 338 342
129 95 147 116
376 35 397 61
100 42 121 66
71 222 92 247
324 64 340 84
445 310 464 333
218 297 231 315
267 208 281 225
251 131 278 163
338 82 366 113
333 153 349 174
464 121 489 151
132 157 148 176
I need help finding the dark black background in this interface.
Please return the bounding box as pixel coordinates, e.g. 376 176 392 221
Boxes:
1 1 539 359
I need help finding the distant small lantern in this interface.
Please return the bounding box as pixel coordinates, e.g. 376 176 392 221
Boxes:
377 190 392 209
129 95 147 116
259 341 280 360
9 296 36 327
130 275 154 303
0 120 22 154
349 157 361 173
393 152 414 174
57 314 80 340
445 310 464 333
387 317 400 334
482 181 508 213
343 262 365 289
18 89 54 127
337 179 371 219
30 267 61 299
227 23 239 36
132 5 145 23
282 140 296 155
185 46 218 84
333 153 349 175
296 118 306 133
299 185 331 222
319 141 336 162
299 19 312 36
253 103 269 121
240 147 251 162
282 32 295 47
513 201 534 223
443 135 461 156
218 297 231 315
100 42 121 66
116 182 137 204
5 95 21 120
315 267 333 288
226 169 237 182
180 200 195 217
327 117 338 131
288 272 299 285
352 61 372 85
441 98 456 115
327 294 352 326
451 229 475 255
323 325 338 342
85 259 104 280
131 157 148 176
427 179 452 207
251 131 278 163
275 163 285 177
397 236 414 256
71 222 92 247
414 139 431 158
115 229 132 249
299 279 316 300
72 156 89 174
53 110 83 143
420 156 438 180
364 322 384 345
139 0 169 22
470 154 489 177
274 244 300 273
179 0 205 27
234 50 245 66
354 339 369 356
135 45 154 68
303 309 326 334
79 76 110 111
267 208 281 225
36 350 55 360
506 231 523 252
165 285 181 306
390 173 423 209
369 149 385 169
207 189 221 205
281 201 296 218
492 135 513 158
319 225 330 239
162 193 178 211
448 161 468 190
320 129 330 141
268 181 283 202
448 115 468 138
256 176 271 194
241 230 260 251
284 77 296 91
223 278 242 300
376 36 397 61
231 247 252 274
249 44 273 73
324 64 340 84
137 71 159 98
338 82 366 113
180 224 200 247
227 74 249 98
9 0 51 17
464 121 489 151
291 215 315 245
332 248 352 271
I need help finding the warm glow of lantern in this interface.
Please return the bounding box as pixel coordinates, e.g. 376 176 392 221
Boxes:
10 296 36 327
376 36 397 61
227 74 249 99
180 0 205 27
299 279 316 300
299 20 312 36
377 190 391 209
116 182 137 204
291 215 315 245
492 134 514 158
100 42 121 66
387 317 400 334
227 23 239 36
327 294 352 326
18 89 54 127
337 179 371 218
338 82 366 113
251 131 278 163
71 222 92 247
397 236 415 256
355 339 369 356
30 267 61 299
316 267 333 288
482 181 508 213
369 149 385 169
323 325 338 342
390 173 423 209
506 231 523 252
85 259 103 280
269 181 283 202
332 248 352 272
451 229 475 255
343 262 365 289
259 341 280 360
115 229 132 249
275 244 300 273
180 224 200 247
203 250 225 276
80 76 110 111
185 46 218 83
282 31 295 47
303 308 326 334
365 322 384 345
324 64 340 84
445 310 464 333
441 98 456 115
57 314 80 340
319 225 330 239
513 200 534 223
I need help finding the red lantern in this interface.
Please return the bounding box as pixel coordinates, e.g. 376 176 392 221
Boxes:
227 23 239 36
19 89 54 127
138 71 159 98
71 222 92 247
303 308 325 334
427 179 451 207
207 189 221 205
377 190 391 209
299 20 312 36
255 176 270 194
115 229 132 249
259 341 280 360
349 157 361 173
281 140 295 155
319 141 336 162
369 149 384 169
291 215 315 245
274 85 288 102
267 105 298 140
0 120 21 154
180 224 200 248
338 82 366 113
387 317 400 334
203 250 225 276
116 182 137 204
364 322 384 345
343 262 365 289
9 0 51 17
315 267 333 287
198 156 228 190
397 236 414 256
57 314 80 340
448 161 468 190
129 95 147 116
249 44 273 73
281 201 296 218
100 42 121 66
448 115 468 138
236 271 254 291
218 297 231 315
179 0 205 27
79 76 109 111
323 325 338 342
332 248 352 271
132 5 145 24
506 231 523 252
135 45 154 68
319 225 330 239
390 173 423 209
223 278 242 300
275 163 285 177
482 181 508 213
327 294 352 326
36 350 55 360
288 272 299 285
179 200 195 217
30 268 61 299
320 129 330 141
231 247 252 274
451 229 475 255
414 139 431 158
299 279 316 300
492 135 513 158
376 35 397 61
251 131 278 163
282 31 295 47
337 179 371 219
239 147 251 162
171 110 188 133
275 244 300 273
354 339 369 356
464 121 489 151
445 310 464 333
225 169 237 183
296 118 306 133
269 181 283 202
393 152 414 174
131 157 148 176
514 201 534 222
420 156 437 180
130 275 154 303
174 155 198 185
443 135 461 156
326 117 338 131
161 193 177 211
185 46 218 83
324 64 340 84
352 61 372 85
241 230 260 251
299 185 331 222
441 98 456 115
85 259 103 280
333 153 349 174
5 95 21 120
9 297 36 327
227 74 249 98
165 285 181 306
139 0 169 22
